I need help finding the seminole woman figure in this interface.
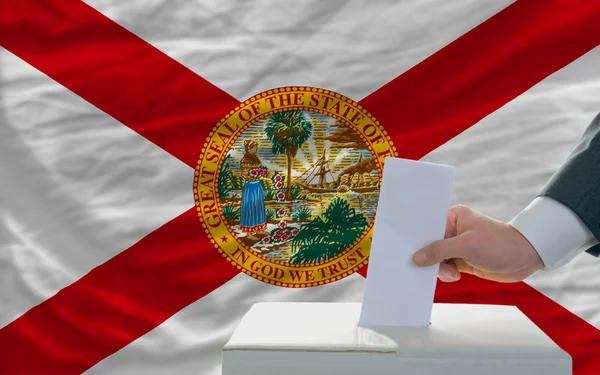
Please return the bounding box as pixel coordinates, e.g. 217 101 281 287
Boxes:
240 139 269 241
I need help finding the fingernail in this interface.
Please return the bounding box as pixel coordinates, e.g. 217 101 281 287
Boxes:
440 268 455 280
413 251 427 265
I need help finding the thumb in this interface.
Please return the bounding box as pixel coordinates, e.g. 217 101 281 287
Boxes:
413 235 470 266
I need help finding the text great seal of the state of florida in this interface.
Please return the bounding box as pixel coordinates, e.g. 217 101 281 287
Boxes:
194 86 397 288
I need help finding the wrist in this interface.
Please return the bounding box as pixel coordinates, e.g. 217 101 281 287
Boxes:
509 196 597 271
507 223 545 273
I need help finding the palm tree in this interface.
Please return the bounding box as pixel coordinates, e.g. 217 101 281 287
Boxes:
264 111 313 201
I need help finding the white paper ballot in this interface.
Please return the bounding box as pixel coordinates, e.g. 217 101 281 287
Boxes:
359 157 455 327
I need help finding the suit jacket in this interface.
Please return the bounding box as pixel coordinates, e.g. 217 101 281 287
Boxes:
539 112 600 257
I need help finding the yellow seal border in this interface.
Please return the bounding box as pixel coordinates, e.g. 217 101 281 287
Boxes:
194 86 397 287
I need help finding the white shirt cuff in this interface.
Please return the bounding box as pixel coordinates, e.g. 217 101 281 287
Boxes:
508 196 599 271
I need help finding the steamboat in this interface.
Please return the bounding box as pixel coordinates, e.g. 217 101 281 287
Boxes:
296 151 380 194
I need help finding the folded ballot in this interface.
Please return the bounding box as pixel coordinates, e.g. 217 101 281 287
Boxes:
360 157 455 327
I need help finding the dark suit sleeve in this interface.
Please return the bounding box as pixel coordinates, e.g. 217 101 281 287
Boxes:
539 112 600 257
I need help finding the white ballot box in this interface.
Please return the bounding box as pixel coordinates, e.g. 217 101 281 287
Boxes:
222 302 571 375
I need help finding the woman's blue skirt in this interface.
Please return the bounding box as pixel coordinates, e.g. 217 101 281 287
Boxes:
240 181 267 232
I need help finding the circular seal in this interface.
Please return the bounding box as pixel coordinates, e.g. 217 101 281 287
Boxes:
194 87 397 287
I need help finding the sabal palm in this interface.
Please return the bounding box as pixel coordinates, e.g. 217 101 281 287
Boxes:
264 111 313 200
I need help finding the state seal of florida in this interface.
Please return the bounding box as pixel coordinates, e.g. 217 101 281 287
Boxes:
194 87 397 287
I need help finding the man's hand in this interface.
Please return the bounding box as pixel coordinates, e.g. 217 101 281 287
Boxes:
412 205 545 283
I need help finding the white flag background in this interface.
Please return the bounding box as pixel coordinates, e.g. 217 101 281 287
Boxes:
1 0 599 374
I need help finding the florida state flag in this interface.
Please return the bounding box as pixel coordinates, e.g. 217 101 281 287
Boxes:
1 0 599 374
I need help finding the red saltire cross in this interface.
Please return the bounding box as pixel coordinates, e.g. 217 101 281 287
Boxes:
1 0 600 374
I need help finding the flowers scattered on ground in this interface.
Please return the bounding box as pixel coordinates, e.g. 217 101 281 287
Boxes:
261 220 300 244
